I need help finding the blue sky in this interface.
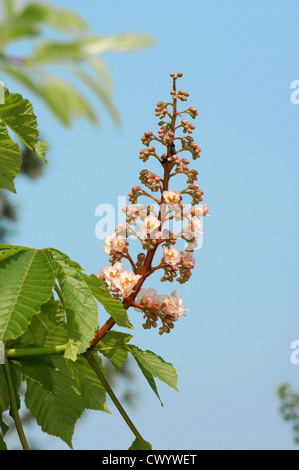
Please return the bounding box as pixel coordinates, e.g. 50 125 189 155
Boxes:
4 0 299 450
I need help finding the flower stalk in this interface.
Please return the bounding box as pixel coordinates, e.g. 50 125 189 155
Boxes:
92 72 208 344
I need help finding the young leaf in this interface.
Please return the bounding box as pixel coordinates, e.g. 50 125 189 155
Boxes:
128 437 152 450
0 248 55 341
0 88 48 161
127 346 178 405
83 274 133 330
98 330 132 371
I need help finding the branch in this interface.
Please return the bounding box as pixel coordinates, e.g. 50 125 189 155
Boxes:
84 350 151 450
2 350 30 450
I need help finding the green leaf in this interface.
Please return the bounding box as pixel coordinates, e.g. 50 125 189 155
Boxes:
78 33 155 55
0 88 48 161
24 356 84 448
44 323 68 349
0 432 7 450
13 356 54 391
0 244 27 261
38 77 97 126
127 346 178 405
0 248 55 341
28 33 154 64
20 298 65 346
65 353 110 413
129 437 152 450
44 248 99 360
0 366 10 413
17 2 87 34
83 274 133 330
0 121 22 192
0 415 9 437
98 330 132 371
74 69 121 126
28 40 89 64
2 0 20 19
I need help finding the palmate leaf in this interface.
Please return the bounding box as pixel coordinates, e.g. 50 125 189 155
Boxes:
0 248 55 342
0 88 48 161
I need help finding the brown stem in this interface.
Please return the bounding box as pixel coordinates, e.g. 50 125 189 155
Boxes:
89 316 115 349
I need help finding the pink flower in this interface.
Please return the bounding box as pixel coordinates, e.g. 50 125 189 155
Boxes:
163 246 180 266
134 288 161 311
139 215 160 237
163 190 181 210
113 270 142 298
160 290 187 319
103 232 127 254
180 251 196 269
97 261 124 291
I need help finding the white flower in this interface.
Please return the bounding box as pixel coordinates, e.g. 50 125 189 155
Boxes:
97 261 124 290
113 270 142 298
115 224 130 236
160 290 187 319
189 215 201 230
103 232 127 254
139 215 160 237
163 246 180 266
122 205 140 217
134 288 161 311
163 190 181 211
182 224 199 240
185 240 199 252
193 203 209 217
